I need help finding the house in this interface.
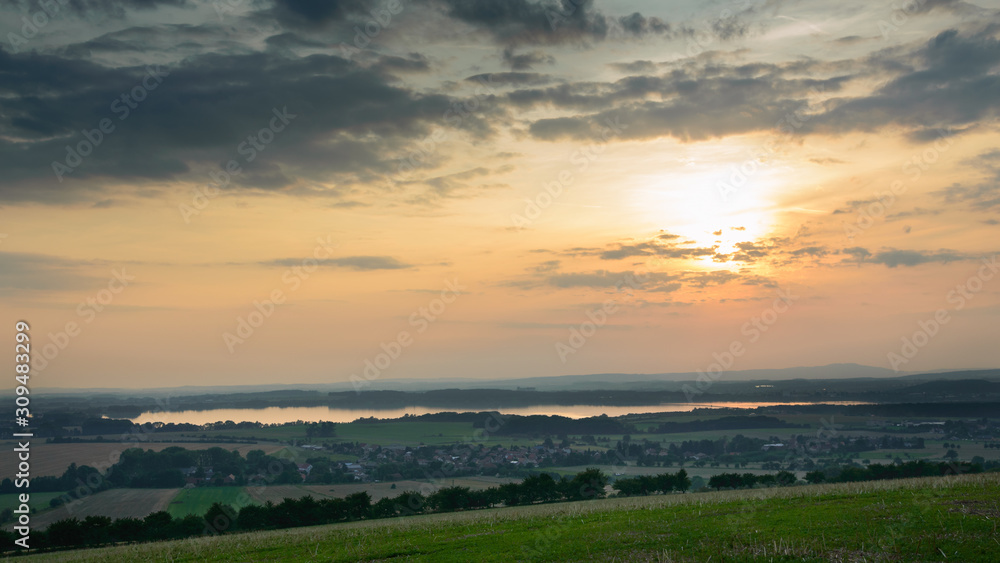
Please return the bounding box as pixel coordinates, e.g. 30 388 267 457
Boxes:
297 463 313 476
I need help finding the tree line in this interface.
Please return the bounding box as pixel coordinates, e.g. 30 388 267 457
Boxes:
610 469 692 496
804 460 982 484
0 468 608 553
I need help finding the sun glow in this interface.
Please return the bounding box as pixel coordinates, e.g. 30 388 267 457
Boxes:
638 166 781 269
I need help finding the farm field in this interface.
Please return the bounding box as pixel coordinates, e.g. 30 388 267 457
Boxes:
166 487 258 518
0 442 286 478
30 489 179 530
332 421 489 445
21 473 1000 562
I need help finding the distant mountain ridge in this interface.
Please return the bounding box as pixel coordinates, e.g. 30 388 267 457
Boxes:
26 364 1000 396
894 379 1000 395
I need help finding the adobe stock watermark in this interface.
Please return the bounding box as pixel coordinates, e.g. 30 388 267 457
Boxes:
511 117 628 228
554 271 651 364
683 287 799 401
887 255 999 371
350 279 465 392
51 66 169 182
6 0 70 53
222 235 338 353
179 106 296 223
31 269 135 373
555 257 674 363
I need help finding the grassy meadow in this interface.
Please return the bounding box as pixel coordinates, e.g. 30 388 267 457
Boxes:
20 472 1000 562
166 488 258 519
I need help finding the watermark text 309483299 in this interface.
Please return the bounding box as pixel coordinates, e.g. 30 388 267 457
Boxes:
12 320 33 549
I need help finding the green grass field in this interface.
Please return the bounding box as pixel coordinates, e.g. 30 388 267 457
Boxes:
165 488 258 518
23 473 1000 562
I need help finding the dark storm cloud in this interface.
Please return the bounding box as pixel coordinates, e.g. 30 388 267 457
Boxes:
265 32 334 51
66 0 189 10
905 125 970 143
465 72 554 86
0 0 191 12
259 0 675 47
437 0 670 46
0 46 476 203
501 47 555 70
809 28 1000 136
267 0 381 28
520 62 850 142
1 0 191 22
53 24 238 63
513 27 999 145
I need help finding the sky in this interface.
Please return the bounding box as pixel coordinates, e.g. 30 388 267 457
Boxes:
1 0 999 389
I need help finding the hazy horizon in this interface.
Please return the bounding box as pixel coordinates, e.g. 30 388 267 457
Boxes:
3 0 1000 388
15 363 1000 395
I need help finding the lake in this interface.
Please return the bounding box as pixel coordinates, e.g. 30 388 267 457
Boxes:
128 401 871 425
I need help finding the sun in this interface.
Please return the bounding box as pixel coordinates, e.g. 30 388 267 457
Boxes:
640 183 777 268
627 142 791 270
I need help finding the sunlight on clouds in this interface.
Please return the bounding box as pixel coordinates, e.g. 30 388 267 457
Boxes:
633 143 786 269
